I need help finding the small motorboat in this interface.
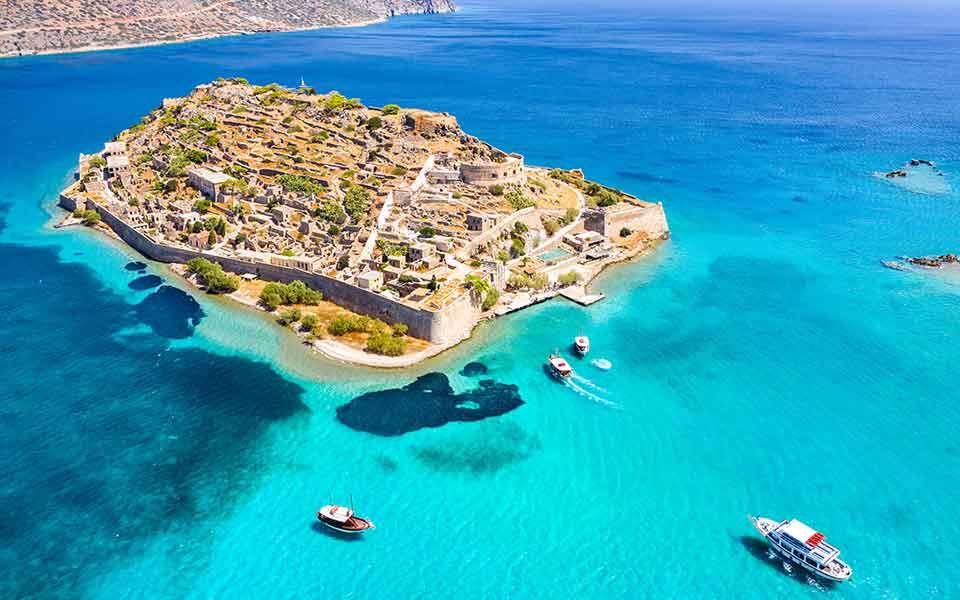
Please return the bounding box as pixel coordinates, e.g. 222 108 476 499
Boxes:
748 515 852 582
547 353 573 379
574 335 590 356
881 260 908 271
317 504 375 533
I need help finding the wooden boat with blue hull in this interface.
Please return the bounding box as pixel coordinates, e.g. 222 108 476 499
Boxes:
749 515 852 582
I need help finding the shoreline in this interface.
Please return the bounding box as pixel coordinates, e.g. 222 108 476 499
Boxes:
54 209 664 370
0 11 441 60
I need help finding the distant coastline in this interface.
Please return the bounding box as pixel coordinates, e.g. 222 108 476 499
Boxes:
0 0 456 59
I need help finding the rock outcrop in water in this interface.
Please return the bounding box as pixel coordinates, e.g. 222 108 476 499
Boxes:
906 254 959 268
336 371 523 436
0 0 457 58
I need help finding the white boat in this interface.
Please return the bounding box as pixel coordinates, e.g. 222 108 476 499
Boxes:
547 354 573 379
574 335 590 356
317 504 375 533
749 516 852 582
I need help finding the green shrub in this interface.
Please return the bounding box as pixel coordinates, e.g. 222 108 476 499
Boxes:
324 92 361 111
276 174 326 196
183 148 207 164
418 226 436 238
88 156 106 169
327 314 374 336
366 331 406 356
300 314 320 331
544 219 560 235
481 289 500 311
391 323 408 337
80 209 101 225
488 184 504 196
315 201 347 224
558 271 582 286
343 186 370 218
382 104 400 115
506 189 535 210
563 207 579 224
278 307 302 326
365 116 383 130
376 239 407 257
193 199 211 213
185 258 239 293
508 272 548 291
310 131 330 143
253 83 284 95
259 280 322 309
620 227 632 237
391 166 407 176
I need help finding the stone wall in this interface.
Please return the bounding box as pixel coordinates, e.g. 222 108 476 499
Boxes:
461 206 536 256
61 193 479 343
459 154 526 186
584 202 670 239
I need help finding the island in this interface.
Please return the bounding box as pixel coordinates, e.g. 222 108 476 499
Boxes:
0 0 456 58
58 78 669 366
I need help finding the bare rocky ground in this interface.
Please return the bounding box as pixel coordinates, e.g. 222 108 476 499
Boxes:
0 0 456 57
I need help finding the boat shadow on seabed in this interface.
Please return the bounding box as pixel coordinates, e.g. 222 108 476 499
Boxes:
311 521 366 542
736 536 838 591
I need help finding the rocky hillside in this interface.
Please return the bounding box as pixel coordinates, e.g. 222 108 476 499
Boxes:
0 0 456 58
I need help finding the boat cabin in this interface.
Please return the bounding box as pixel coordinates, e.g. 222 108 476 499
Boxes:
770 519 841 569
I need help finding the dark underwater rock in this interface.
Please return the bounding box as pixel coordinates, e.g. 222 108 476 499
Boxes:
459 361 489 377
125 261 147 271
135 285 204 339
336 372 523 436
128 274 162 290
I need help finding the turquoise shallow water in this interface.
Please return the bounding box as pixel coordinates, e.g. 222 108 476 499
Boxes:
2 1 960 598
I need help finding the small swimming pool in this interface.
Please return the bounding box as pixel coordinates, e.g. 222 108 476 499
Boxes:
537 248 574 263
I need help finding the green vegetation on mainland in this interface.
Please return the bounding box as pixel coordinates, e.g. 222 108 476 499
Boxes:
186 258 240 293
73 208 101 226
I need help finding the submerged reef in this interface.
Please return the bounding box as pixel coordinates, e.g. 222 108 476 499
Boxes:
411 421 541 474
876 159 951 195
459 361 489 377
135 285 204 339
336 371 523 436
128 274 162 290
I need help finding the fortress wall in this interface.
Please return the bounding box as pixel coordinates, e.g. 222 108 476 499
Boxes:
460 154 526 186
64 195 478 343
584 202 670 239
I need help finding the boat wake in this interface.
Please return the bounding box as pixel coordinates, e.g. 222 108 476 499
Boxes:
564 378 617 408
591 358 612 370
571 374 608 393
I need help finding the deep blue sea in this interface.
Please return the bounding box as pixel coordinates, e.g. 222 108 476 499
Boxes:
2 1 960 597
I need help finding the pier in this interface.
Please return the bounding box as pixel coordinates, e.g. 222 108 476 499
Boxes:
559 286 606 306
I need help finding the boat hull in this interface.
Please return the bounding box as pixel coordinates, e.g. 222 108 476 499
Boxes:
748 516 851 583
318 517 374 534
